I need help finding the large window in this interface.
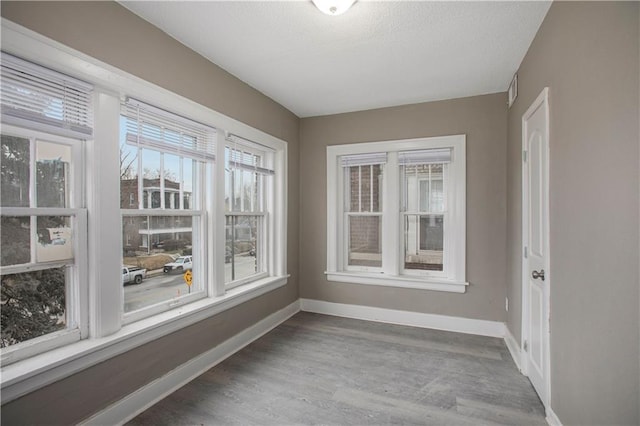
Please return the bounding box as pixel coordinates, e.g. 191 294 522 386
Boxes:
120 98 214 319
342 153 385 270
400 149 450 276
0 33 288 382
224 136 274 288
326 136 466 293
0 53 90 364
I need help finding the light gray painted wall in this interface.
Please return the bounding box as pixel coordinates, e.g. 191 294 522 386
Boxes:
3 1 639 425
0 2 299 424
299 94 508 321
505 2 639 424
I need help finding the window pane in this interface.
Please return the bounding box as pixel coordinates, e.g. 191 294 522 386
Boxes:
404 214 443 271
346 165 382 213
1 267 67 348
419 179 429 211
120 141 139 209
163 154 181 209
347 166 360 212
122 215 195 313
242 169 256 211
233 168 242 211
252 173 260 212
1 216 31 266
36 216 73 263
1 135 30 207
406 163 446 213
183 158 194 210
430 178 444 212
361 166 371 212
141 149 161 209
226 148 262 214
36 141 71 208
1 215 75 266
371 164 382 211
225 215 259 283
348 215 381 267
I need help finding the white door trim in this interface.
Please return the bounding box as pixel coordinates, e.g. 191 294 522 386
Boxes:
521 87 551 409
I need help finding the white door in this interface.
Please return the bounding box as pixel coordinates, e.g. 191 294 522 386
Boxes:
522 88 550 407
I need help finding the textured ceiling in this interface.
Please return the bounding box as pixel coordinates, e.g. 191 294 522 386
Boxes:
120 1 551 118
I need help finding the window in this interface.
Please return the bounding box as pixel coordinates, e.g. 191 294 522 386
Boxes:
400 148 450 275
0 53 90 364
1 25 288 392
326 135 466 293
120 98 214 319
342 153 385 271
224 135 275 288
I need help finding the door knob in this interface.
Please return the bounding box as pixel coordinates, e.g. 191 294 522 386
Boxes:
532 269 545 281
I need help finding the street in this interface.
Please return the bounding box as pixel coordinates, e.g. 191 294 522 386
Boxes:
124 256 257 312
124 272 188 312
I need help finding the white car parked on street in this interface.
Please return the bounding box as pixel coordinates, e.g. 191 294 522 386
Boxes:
163 256 193 273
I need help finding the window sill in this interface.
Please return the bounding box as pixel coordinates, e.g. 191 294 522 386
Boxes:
0 275 289 403
325 271 467 293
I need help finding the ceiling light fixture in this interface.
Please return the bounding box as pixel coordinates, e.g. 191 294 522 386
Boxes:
312 0 356 16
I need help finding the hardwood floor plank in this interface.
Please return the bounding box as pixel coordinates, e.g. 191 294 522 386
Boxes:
128 312 545 425
333 387 500 426
455 397 548 425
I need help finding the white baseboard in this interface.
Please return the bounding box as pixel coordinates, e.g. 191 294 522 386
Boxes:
82 300 300 426
299 298 505 338
546 407 563 426
504 327 522 371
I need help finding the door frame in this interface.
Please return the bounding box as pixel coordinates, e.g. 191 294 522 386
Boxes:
521 87 551 408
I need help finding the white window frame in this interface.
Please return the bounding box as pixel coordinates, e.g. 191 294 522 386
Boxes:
224 141 274 289
1 19 288 402
119 101 215 323
343 163 384 273
401 161 449 279
0 125 89 365
326 135 467 293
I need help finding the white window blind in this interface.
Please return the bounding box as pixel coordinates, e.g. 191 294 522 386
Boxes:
226 134 275 175
0 52 93 137
123 98 216 161
398 148 451 165
340 152 387 167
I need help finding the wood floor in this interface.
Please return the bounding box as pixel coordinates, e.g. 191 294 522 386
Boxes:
128 312 546 425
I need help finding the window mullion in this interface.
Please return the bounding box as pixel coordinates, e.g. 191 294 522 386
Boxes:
213 131 226 296
88 89 122 338
29 215 37 265
382 152 399 275
358 165 362 212
240 155 245 211
137 148 143 209
428 164 432 212
370 164 373 212
160 152 165 209
29 139 37 263
179 156 184 210
72 210 89 338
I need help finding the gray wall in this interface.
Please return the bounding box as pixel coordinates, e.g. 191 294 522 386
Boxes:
505 2 639 424
299 94 508 321
3 1 639 425
1 2 300 424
